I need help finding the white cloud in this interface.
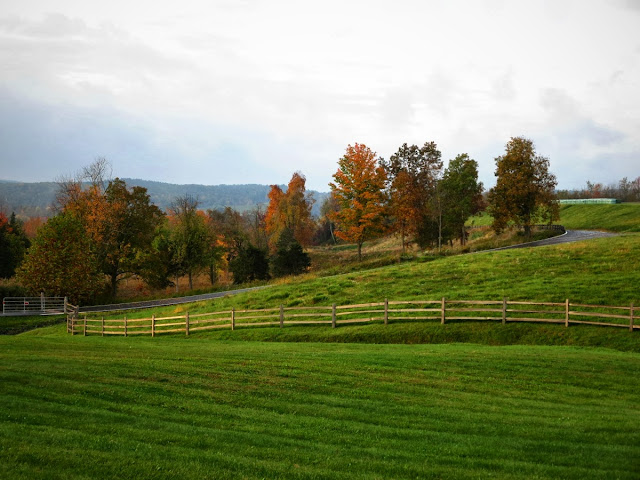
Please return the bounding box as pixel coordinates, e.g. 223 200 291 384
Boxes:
0 1 639 191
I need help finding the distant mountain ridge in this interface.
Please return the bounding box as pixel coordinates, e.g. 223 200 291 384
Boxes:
0 178 329 218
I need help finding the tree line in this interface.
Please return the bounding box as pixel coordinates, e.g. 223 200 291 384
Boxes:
556 177 640 202
328 136 558 260
4 137 560 304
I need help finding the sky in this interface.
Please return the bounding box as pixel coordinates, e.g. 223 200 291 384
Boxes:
0 0 639 192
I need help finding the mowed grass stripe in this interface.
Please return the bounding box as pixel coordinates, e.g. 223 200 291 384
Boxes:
1 336 638 479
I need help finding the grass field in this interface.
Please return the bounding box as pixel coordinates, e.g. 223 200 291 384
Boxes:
468 203 640 232
1 332 639 479
2 204 639 479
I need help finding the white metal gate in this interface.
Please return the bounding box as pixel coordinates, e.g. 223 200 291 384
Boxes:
2 295 68 315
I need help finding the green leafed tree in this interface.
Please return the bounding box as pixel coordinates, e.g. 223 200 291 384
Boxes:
381 142 443 250
440 154 484 245
169 195 211 291
0 212 30 279
488 137 559 237
16 214 103 304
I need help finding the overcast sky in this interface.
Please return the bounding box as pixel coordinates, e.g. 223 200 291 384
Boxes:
0 0 639 191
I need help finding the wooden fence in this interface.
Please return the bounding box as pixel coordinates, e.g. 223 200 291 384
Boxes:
66 299 637 337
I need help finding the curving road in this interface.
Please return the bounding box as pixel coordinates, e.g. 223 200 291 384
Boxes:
476 229 616 253
77 230 615 313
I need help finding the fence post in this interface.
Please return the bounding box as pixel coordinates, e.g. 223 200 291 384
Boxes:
502 298 507 325
124 316 128 337
332 304 336 328
280 304 284 328
41 292 45 312
186 312 190 336
630 303 635 333
231 308 235 331
441 297 446 324
152 315 155 337
101 317 104 337
565 299 570 327
83 316 87 336
384 298 388 326
64 297 68 315
71 313 75 335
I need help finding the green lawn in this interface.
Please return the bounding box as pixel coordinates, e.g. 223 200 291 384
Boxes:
559 203 640 232
468 203 640 232
1 333 639 479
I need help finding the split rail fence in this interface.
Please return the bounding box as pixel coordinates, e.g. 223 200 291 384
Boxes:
67 298 637 337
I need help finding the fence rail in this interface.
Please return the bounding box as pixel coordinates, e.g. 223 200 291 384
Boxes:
3 296 69 315
66 298 637 337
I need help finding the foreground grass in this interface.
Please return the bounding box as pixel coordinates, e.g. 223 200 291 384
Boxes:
1 333 638 479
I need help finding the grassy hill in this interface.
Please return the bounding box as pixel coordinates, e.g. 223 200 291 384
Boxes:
559 203 640 232
99 234 640 319
2 217 640 478
468 203 640 232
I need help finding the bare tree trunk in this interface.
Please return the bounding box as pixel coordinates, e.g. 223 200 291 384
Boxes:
188 271 193 290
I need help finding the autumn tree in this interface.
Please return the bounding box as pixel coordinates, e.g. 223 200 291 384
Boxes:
56 159 164 297
439 154 484 245
381 142 443 250
96 179 164 296
488 137 559 237
330 143 388 260
16 213 103 304
265 172 315 250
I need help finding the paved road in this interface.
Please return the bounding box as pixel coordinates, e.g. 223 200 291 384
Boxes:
78 286 267 314
478 229 616 253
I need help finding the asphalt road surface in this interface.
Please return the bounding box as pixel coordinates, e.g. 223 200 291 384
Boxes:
478 229 616 252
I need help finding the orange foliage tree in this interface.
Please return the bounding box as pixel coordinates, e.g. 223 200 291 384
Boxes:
329 144 388 261
265 172 314 250
56 160 164 298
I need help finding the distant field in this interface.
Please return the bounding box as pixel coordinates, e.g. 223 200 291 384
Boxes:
1 334 638 479
559 203 640 232
468 203 640 232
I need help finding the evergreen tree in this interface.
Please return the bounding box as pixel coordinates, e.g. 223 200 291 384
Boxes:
271 228 311 277
229 244 270 284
